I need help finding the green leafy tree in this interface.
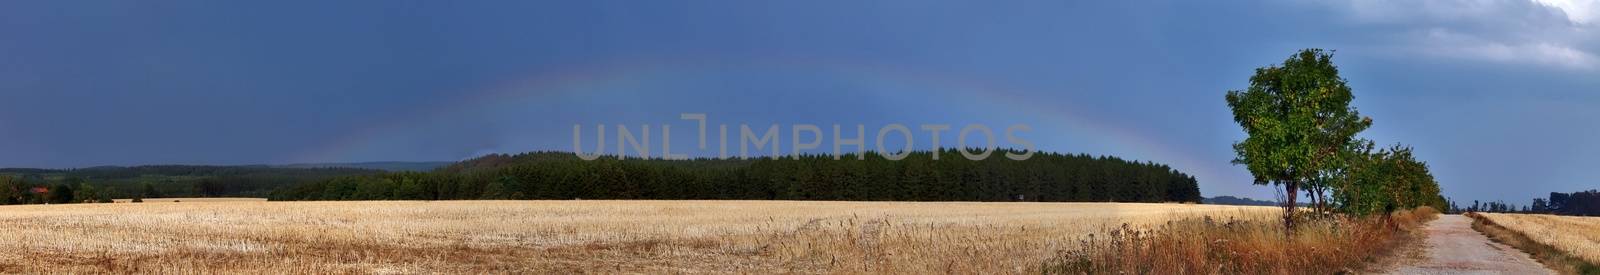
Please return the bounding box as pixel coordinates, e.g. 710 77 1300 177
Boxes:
352 178 395 200
1331 143 1444 217
395 177 426 200
1225 49 1371 229
0 176 17 205
48 184 75 204
95 186 114 203
75 183 98 203
320 178 357 200
141 182 163 198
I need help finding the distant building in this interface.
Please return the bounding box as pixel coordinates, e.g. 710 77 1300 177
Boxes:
29 187 48 194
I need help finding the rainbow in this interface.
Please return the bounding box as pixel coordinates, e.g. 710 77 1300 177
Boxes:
289 56 1221 182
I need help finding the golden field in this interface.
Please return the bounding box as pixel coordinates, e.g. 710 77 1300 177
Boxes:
1478 213 1600 264
0 200 1276 274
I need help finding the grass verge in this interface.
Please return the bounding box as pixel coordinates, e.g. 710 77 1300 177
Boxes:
1042 207 1438 274
1467 213 1600 275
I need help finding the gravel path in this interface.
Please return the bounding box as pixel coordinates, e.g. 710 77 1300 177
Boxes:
1381 215 1554 274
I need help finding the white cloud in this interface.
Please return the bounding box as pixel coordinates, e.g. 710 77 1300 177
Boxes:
1307 0 1599 71
1532 0 1599 24
1420 28 1599 69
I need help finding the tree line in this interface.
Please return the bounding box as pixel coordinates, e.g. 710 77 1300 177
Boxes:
0 166 382 205
1455 190 1600 216
1326 142 1446 216
269 150 1203 203
1542 190 1600 216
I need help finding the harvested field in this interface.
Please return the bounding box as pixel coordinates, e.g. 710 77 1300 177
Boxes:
1476 213 1600 267
0 200 1275 273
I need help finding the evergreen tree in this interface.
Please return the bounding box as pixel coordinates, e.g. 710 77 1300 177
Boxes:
481 177 510 199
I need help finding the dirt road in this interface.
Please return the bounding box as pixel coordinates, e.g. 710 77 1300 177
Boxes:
1382 215 1553 274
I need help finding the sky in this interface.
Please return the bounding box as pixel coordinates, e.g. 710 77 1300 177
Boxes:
1 0 1597 203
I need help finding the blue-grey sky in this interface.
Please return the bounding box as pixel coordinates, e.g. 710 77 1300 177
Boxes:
2 1 1597 203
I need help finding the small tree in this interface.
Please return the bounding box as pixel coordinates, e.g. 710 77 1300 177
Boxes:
0 176 18 205
48 184 75 204
96 187 117 203
75 183 98 203
142 182 163 198
1226 49 1370 229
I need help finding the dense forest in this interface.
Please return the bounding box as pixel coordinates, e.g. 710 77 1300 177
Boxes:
0 166 383 204
269 150 1203 203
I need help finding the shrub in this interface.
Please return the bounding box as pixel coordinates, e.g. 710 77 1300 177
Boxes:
1044 207 1437 274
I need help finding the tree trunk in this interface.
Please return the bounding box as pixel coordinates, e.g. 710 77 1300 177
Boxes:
1306 189 1318 216
1314 188 1327 217
1283 180 1298 232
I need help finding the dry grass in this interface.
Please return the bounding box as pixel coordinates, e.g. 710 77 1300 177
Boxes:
0 200 1276 274
1045 207 1439 274
1473 213 1600 274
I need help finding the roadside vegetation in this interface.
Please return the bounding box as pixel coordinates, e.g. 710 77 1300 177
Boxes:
1470 213 1600 274
1047 207 1437 274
